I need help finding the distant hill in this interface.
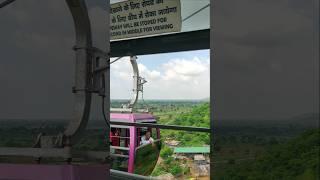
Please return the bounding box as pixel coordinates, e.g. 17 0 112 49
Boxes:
200 97 210 102
287 113 319 126
214 112 319 128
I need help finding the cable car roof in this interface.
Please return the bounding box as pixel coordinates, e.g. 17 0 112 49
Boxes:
111 113 156 122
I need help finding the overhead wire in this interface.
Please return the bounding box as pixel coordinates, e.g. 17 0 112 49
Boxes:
0 0 16 9
141 90 149 111
182 3 210 22
110 56 123 64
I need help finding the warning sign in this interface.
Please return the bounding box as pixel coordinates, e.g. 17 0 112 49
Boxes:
110 0 182 40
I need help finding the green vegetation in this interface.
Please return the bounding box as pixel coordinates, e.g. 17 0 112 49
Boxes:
158 102 210 146
152 146 187 176
214 129 320 179
0 100 319 180
151 102 210 177
160 146 174 159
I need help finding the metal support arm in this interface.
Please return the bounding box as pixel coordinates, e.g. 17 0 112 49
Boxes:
34 0 109 150
0 0 109 162
121 56 147 110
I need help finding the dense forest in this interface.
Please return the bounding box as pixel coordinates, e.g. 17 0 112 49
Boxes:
158 102 210 146
214 129 320 179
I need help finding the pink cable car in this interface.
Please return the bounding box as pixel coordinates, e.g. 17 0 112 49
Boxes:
109 56 161 175
110 113 161 175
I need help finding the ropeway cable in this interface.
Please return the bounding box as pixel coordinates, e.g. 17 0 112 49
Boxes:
141 90 148 110
182 3 210 22
0 0 16 9
110 56 123 64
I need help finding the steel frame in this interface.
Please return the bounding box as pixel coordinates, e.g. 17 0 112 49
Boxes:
110 29 210 57
111 169 157 180
110 121 210 133
0 0 109 163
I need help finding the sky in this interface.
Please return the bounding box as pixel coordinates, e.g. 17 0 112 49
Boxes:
0 0 318 120
110 50 210 100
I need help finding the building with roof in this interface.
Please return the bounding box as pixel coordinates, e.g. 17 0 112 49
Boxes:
173 147 210 178
194 154 206 161
174 146 210 154
173 146 210 162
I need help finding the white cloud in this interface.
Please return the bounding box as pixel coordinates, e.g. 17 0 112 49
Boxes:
164 57 208 76
110 56 210 100
162 57 209 82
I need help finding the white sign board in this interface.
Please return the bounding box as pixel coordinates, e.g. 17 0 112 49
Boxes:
110 0 182 40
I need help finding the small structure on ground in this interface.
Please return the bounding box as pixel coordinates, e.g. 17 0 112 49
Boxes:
174 146 210 157
155 173 175 180
174 146 210 177
194 154 206 165
164 139 180 148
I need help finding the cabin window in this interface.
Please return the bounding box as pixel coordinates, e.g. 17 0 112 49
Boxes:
137 127 158 146
110 126 130 172
110 127 130 154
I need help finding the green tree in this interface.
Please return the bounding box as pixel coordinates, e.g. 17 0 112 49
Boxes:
160 146 173 159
